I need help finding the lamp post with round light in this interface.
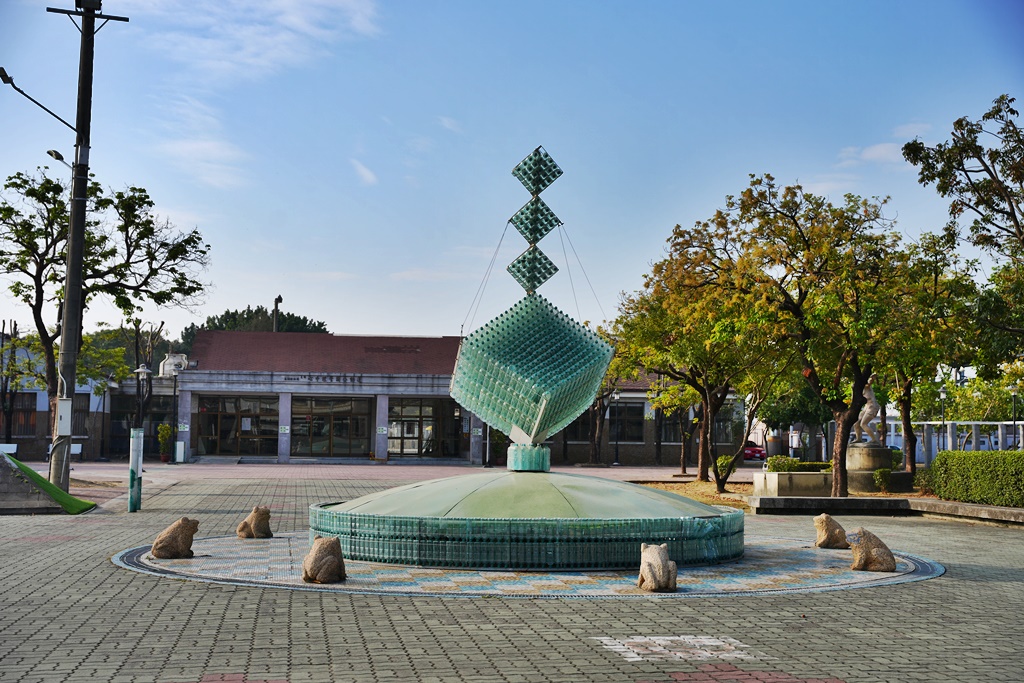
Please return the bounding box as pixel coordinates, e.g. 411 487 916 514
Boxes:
128 363 151 512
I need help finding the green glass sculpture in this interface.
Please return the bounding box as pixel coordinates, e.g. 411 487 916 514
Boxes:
451 147 613 470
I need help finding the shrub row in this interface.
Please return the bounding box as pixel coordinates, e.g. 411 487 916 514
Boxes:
930 450 1024 508
766 456 832 473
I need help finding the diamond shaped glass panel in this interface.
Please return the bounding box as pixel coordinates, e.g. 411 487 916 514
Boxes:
450 294 614 445
507 245 558 293
512 147 563 196
510 197 561 244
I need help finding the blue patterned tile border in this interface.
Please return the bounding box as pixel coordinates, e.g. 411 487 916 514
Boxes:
111 532 943 599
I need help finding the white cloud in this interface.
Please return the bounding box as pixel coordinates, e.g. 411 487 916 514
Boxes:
298 270 359 282
438 116 463 133
893 122 931 139
390 268 467 282
123 0 379 81
799 173 860 196
158 137 249 189
123 2 380 187
836 142 905 167
350 158 379 185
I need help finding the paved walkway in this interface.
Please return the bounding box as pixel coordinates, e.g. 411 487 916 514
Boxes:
1 462 1022 682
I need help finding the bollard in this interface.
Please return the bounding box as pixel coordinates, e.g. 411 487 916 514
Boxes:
129 428 143 512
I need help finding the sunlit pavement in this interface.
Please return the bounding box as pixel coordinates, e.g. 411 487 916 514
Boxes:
1 461 1020 683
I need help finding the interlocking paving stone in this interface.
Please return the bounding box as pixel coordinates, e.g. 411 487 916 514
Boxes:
1 464 1023 682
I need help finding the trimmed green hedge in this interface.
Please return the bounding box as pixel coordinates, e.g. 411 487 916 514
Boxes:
931 450 1024 508
766 456 833 473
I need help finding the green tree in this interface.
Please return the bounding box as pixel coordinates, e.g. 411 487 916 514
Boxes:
877 231 977 472
674 175 903 496
615 271 772 481
178 305 329 356
903 94 1023 260
0 169 209 470
903 94 1024 365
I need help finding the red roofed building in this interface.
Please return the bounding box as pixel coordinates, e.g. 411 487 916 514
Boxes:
170 330 482 463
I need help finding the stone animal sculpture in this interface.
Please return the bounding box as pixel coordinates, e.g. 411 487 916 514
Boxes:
302 535 346 583
813 513 851 549
236 506 273 539
637 542 677 592
151 517 200 559
846 527 896 572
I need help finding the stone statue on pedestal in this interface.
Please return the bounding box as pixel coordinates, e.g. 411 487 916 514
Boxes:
852 374 881 446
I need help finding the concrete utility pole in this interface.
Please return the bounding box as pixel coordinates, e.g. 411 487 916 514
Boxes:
46 1 128 491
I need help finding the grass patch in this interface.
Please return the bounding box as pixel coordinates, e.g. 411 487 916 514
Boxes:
642 480 751 512
5 455 96 514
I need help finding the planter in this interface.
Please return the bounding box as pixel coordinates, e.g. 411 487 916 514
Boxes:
753 471 832 497
160 452 171 463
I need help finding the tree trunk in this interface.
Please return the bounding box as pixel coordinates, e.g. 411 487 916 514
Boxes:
588 402 604 464
830 408 859 497
897 377 917 475
696 409 711 481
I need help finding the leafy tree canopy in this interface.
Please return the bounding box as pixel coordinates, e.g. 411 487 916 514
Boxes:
0 168 210 404
178 305 330 356
903 94 1023 260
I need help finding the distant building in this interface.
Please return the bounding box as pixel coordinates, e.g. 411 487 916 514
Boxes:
7 330 744 465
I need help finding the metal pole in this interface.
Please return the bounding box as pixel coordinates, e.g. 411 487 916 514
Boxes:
128 427 143 511
49 4 97 493
613 398 620 466
484 424 492 468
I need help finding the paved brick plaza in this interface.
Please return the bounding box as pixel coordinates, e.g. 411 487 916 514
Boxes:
0 462 1021 682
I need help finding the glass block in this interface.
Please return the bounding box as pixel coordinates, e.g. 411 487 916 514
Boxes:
512 146 563 196
450 294 613 444
510 196 561 244
507 246 558 293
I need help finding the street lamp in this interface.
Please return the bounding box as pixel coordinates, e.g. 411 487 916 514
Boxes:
939 385 947 452
47 149 73 170
128 363 151 513
612 390 621 466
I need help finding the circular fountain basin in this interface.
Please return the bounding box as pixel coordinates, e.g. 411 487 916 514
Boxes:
309 471 743 570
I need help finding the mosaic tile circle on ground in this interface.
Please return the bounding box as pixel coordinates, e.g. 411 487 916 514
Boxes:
112 532 944 598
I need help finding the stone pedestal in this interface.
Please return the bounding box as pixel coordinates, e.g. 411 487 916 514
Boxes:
847 444 892 471
847 444 912 493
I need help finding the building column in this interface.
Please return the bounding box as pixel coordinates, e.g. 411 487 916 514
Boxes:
470 413 483 465
177 390 192 459
375 395 389 461
277 392 291 463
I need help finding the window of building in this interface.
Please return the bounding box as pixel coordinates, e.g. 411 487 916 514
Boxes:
72 393 90 436
1 392 36 437
198 395 279 456
291 397 371 457
562 411 591 442
387 398 460 457
659 410 691 444
609 401 645 443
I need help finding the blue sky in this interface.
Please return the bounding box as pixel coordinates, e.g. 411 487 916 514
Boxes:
2 0 1022 341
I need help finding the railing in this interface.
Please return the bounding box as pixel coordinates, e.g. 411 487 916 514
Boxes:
878 421 1021 465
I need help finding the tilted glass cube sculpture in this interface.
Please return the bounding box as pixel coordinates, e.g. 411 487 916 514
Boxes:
450 293 613 445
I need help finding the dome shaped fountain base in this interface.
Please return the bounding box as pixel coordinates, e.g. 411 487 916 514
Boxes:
309 469 743 571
